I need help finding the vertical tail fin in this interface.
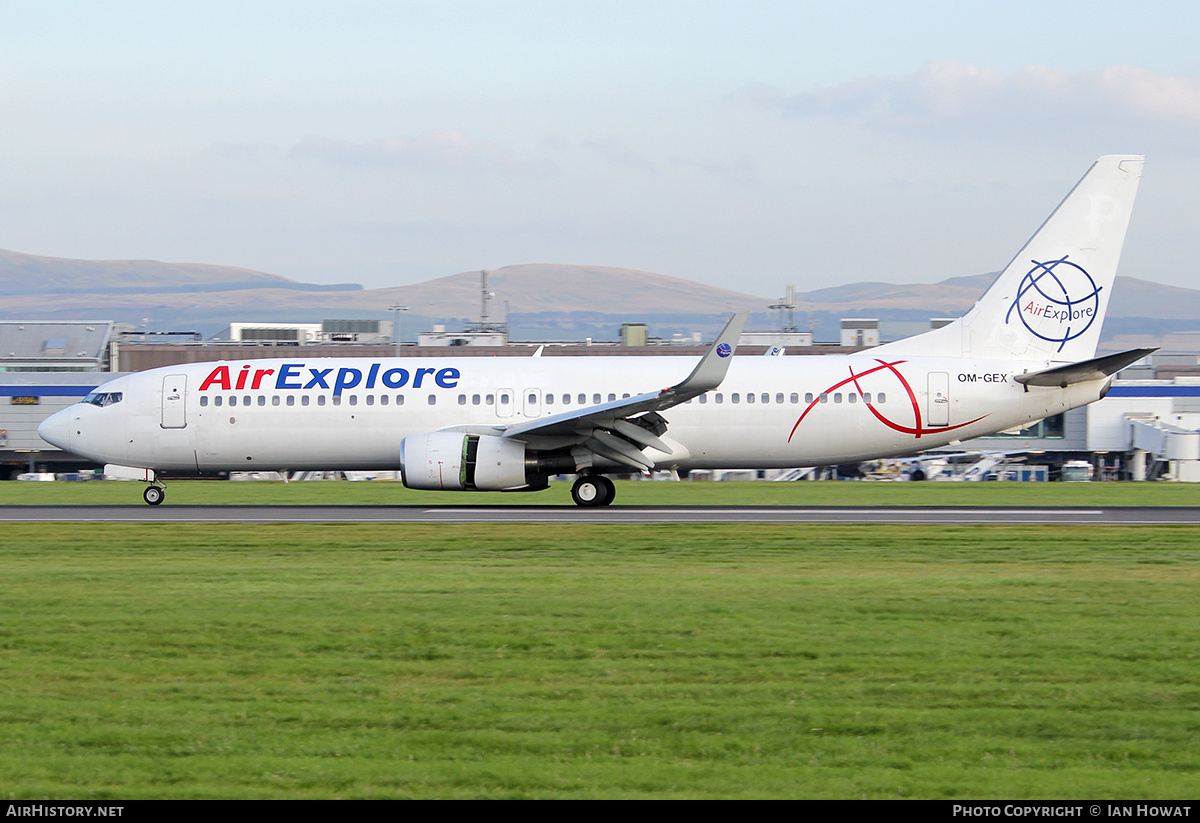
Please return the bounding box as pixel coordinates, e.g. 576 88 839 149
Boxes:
878 155 1144 362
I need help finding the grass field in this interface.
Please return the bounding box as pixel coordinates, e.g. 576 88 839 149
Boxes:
1 520 1198 798
1 476 1199 507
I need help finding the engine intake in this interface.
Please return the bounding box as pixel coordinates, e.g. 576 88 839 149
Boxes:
401 432 534 491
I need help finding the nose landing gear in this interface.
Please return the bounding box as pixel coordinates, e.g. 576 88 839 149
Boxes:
142 483 166 506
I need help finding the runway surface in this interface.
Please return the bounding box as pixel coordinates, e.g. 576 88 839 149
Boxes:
3 505 1200 524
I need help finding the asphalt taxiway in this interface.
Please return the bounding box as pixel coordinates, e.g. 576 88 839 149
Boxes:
2 505 1199 524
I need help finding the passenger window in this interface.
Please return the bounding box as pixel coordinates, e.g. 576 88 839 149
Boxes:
229 396 238 407
272 396 280 406
715 393 723 404
215 396 223 407
805 393 814 404
333 396 341 406
318 395 326 406
428 395 436 405
349 395 358 406
607 393 616 402
766 393 774 404
699 394 707 404
302 395 311 406
819 393 828 403
863 393 871 404
848 393 857 404
594 394 601 404
366 395 375 406
378 395 386 406
578 393 586 405
878 393 886 403
546 394 554 405
257 396 265 406
746 393 754 404
287 395 295 406
486 393 494 404
200 396 208 407
792 393 800 404
834 393 843 403
243 396 251 406
732 393 740 404
396 395 405 405
472 394 481 405
458 395 466 405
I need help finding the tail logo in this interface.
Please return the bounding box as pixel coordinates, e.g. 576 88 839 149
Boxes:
1005 256 1102 352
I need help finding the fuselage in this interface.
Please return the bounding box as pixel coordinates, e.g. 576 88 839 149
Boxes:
39 352 1108 474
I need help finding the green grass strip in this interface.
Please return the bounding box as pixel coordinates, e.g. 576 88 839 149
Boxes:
0 523 1197 798
2 477 1199 506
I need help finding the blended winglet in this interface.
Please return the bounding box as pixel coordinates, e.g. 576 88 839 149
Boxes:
655 311 747 406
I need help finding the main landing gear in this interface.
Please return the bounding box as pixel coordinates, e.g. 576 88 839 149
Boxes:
571 475 615 507
142 483 166 506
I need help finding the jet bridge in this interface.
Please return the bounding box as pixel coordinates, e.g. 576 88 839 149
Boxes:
1128 417 1200 481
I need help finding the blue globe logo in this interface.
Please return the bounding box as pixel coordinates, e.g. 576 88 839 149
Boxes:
716 343 732 358
1005 256 1102 352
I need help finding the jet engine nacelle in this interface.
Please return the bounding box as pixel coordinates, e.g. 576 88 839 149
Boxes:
400 432 533 491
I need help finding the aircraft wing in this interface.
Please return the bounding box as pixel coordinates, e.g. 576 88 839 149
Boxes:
493 312 748 470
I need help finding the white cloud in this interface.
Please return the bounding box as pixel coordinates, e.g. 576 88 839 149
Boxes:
290 130 558 178
743 62 1200 134
667 153 758 186
582 139 659 174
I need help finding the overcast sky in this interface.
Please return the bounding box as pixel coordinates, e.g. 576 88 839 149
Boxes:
3 1 1199 297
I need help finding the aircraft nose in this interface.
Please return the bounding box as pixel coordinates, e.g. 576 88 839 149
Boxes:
38 409 71 450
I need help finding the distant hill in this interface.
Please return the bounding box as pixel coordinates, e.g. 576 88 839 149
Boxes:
797 279 990 315
378 264 772 316
0 248 359 295
0 258 773 329
1 250 1197 345
794 272 1200 322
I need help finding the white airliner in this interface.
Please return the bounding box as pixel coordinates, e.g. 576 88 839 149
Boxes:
39 155 1151 506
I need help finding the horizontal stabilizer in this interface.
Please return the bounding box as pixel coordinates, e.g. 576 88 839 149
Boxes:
1014 348 1156 388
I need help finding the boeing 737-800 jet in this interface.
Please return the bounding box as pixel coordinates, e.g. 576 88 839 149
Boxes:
39 155 1151 506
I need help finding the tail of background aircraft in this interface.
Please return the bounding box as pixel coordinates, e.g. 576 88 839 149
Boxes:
877 155 1144 363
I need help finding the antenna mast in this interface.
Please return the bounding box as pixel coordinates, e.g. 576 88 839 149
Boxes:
769 285 799 333
480 270 491 327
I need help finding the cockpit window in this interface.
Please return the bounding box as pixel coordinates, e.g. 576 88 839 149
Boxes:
82 391 123 407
